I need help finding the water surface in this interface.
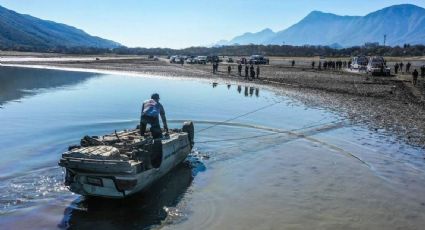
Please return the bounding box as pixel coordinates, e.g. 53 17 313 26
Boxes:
0 67 424 229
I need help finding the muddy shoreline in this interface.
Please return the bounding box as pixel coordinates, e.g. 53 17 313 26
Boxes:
1 56 425 149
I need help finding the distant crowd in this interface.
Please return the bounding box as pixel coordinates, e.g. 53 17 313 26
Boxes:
207 58 425 87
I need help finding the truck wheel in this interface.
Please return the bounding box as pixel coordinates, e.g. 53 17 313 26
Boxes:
182 121 195 149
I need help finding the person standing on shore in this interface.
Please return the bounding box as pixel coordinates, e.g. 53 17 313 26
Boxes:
291 60 295 67
400 62 404 73
245 65 249 79
238 63 242 76
250 65 255 80
227 65 231 75
406 62 412 73
318 61 322 70
394 63 399 74
256 65 260 79
312 61 315 69
412 69 419 85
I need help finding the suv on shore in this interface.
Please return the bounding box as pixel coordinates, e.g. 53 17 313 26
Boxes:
367 56 390 76
195 56 207 64
350 56 368 71
248 55 269 65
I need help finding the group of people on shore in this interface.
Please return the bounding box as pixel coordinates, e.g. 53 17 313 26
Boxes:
237 63 260 80
394 62 425 86
210 59 424 86
393 62 413 74
212 62 261 80
291 60 350 70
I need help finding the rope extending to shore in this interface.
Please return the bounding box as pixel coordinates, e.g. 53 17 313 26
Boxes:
197 101 282 133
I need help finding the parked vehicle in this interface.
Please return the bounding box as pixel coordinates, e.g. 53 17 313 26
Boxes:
225 57 234 63
207 55 221 63
195 56 207 64
350 56 368 70
238 57 248 65
367 56 390 76
170 55 183 64
186 57 197 64
248 55 269 65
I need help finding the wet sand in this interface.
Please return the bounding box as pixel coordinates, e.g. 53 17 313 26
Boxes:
2 55 424 149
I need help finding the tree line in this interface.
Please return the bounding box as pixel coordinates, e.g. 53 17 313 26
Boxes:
1 44 425 57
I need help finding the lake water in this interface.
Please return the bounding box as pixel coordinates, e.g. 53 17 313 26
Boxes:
0 67 424 229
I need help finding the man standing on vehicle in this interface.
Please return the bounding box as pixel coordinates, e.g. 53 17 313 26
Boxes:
140 93 168 139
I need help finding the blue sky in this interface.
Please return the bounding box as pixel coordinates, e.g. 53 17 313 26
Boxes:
0 0 424 48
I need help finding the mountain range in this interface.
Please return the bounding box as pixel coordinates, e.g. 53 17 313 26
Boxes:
218 4 425 47
0 5 120 49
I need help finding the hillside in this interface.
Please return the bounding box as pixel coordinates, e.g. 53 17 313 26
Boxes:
220 4 425 47
0 5 121 49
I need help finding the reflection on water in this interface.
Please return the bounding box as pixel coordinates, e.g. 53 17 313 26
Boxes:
212 83 259 97
59 158 205 229
0 67 98 107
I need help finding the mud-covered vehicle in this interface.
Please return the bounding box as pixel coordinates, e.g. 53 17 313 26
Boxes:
58 121 195 198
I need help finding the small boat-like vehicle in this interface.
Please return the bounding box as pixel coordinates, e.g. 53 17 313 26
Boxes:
58 121 194 198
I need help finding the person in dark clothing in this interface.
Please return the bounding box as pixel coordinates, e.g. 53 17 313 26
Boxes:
250 65 255 80
318 61 322 70
412 69 419 85
256 65 260 79
421 65 425 78
140 93 168 139
406 62 411 73
394 63 399 74
400 62 404 73
245 65 249 79
238 63 242 76
291 60 295 67
228 65 231 75
312 61 315 69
